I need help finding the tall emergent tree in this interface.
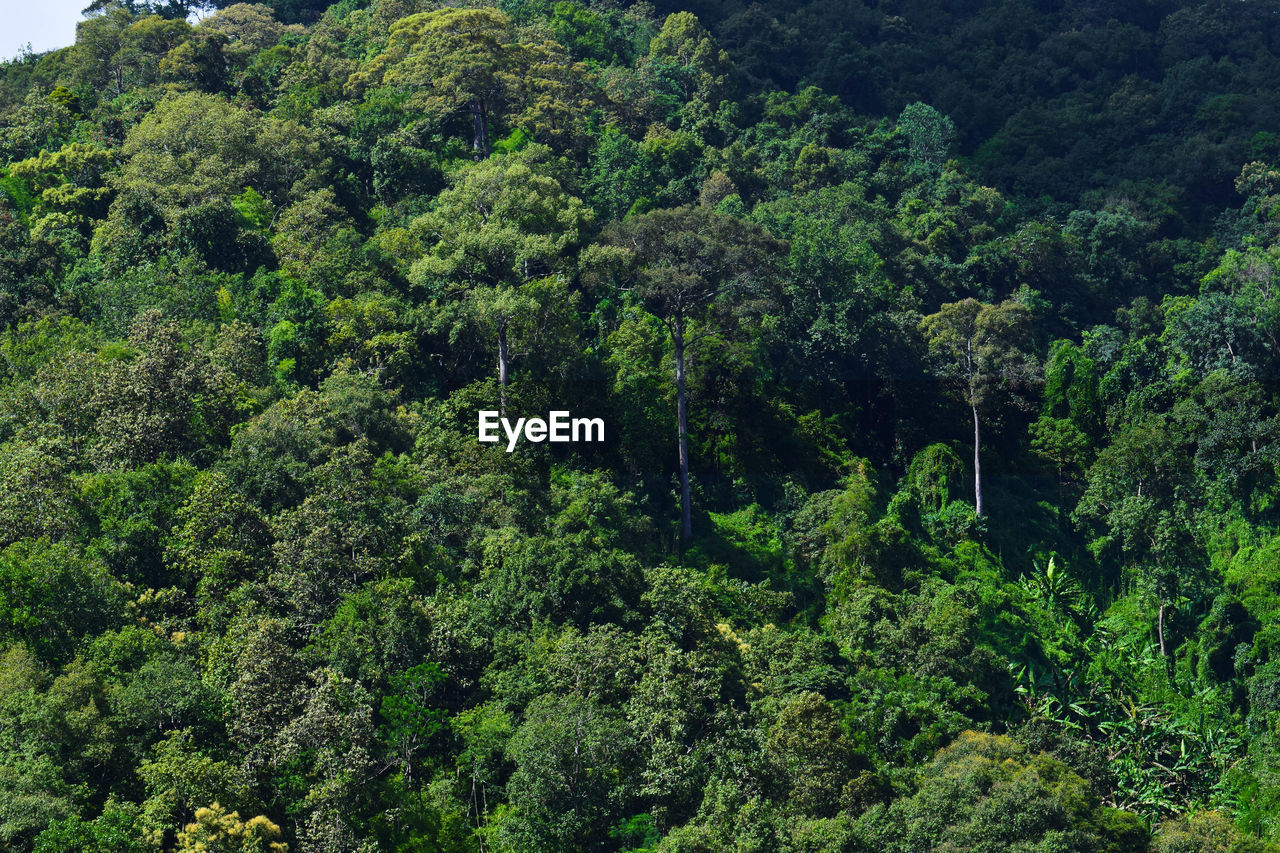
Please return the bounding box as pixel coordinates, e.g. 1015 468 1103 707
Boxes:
897 101 956 175
349 7 584 157
595 206 785 540
919 298 1040 518
400 145 591 413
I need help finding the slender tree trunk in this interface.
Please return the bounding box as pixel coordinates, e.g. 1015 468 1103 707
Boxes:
497 320 510 417
972 402 983 518
471 97 489 157
1157 602 1166 657
675 324 692 541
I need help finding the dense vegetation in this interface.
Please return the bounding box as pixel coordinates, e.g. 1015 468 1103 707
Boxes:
1 0 1280 850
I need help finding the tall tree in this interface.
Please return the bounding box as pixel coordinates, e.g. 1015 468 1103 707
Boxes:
349 8 584 157
897 102 956 176
399 145 591 413
593 206 785 540
919 298 1040 518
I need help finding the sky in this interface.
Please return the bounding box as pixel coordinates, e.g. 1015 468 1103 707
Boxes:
0 0 89 59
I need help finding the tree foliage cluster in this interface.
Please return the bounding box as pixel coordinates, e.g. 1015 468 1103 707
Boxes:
0 0 1277 851
650 0 1280 230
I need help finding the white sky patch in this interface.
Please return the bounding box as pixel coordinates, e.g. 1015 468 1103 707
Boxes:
0 0 89 58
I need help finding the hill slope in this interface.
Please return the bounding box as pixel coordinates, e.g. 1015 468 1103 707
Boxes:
0 1 1278 850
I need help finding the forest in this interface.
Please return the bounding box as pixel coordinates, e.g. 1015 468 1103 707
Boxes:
0 0 1279 850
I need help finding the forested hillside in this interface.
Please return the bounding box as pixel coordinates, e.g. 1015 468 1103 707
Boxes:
1 0 1280 850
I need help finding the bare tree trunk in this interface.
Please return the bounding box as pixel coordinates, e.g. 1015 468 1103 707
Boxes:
471 97 489 157
497 320 509 417
675 325 692 541
1157 602 1166 656
972 403 983 518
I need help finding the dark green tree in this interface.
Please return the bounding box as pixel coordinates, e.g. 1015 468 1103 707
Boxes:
592 206 786 539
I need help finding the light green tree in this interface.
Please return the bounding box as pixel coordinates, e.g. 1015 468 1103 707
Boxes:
349 8 585 156
898 102 956 175
394 145 591 413
920 298 1040 518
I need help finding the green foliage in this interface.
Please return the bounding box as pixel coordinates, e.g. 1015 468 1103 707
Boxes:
33 801 149 853
855 730 1149 852
0 0 1276 849
349 7 585 154
401 145 591 291
1153 810 1279 853
897 102 955 176
380 661 447 785
0 540 126 662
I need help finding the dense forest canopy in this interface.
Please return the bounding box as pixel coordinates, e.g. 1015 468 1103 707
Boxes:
1 0 1280 850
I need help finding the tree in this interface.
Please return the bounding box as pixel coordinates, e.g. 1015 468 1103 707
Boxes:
855 731 1148 851
272 188 375 295
0 540 126 663
501 693 631 851
750 181 907 413
209 0 334 25
399 145 591 413
642 11 729 110
90 310 235 469
70 9 193 97
167 469 270 628
0 200 60 328
0 436 81 548
764 691 864 817
33 801 149 853
84 0 214 19
274 668 377 850
593 206 785 539
1153 810 1275 853
99 90 317 232
202 3 304 59
160 28 233 93
1074 415 1205 656
9 143 115 252
897 102 956 175
136 729 249 837
268 442 414 631
80 460 196 587
349 8 584 156
0 88 77 164
379 662 447 787
173 803 287 853
919 298 1040 518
